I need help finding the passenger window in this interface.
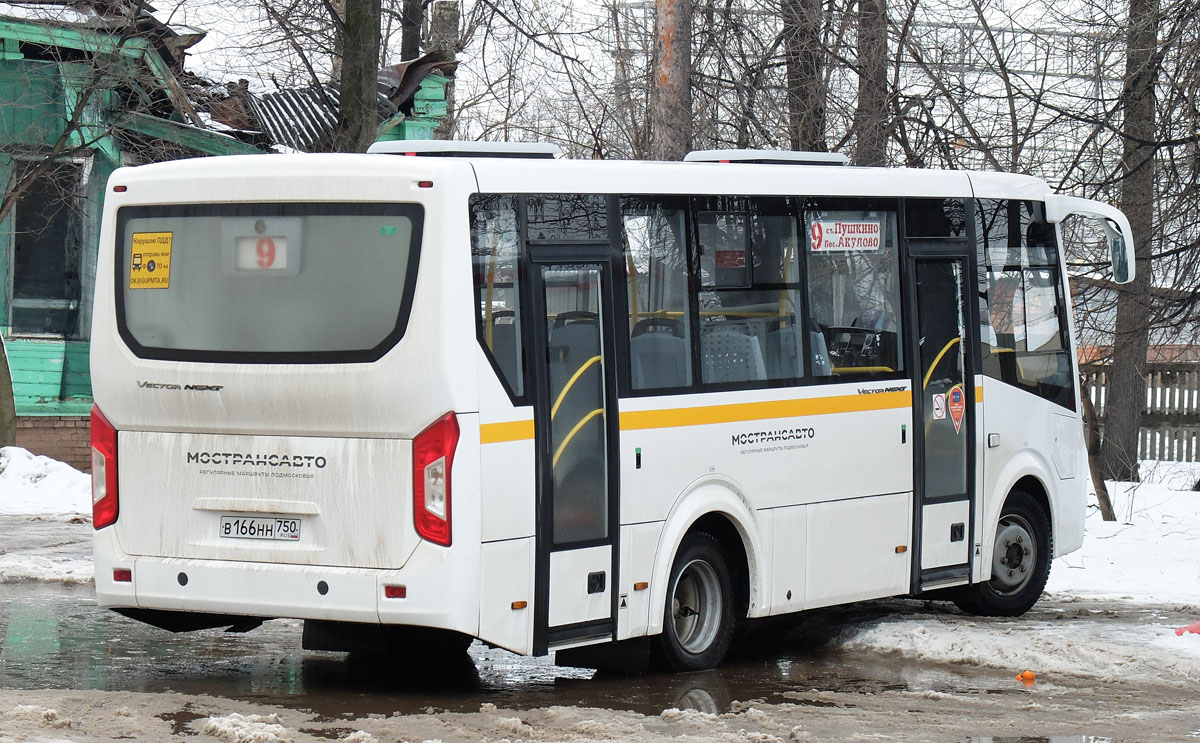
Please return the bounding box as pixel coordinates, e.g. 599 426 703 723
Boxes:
976 199 1073 410
470 194 525 399
694 197 805 385
805 204 902 375
621 197 693 391
526 194 608 241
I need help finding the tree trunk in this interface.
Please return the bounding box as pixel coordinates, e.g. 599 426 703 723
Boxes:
852 0 888 166
333 0 383 153
782 0 826 152
649 0 692 161
0 337 14 448
1100 0 1159 482
401 0 422 61
431 0 459 140
330 0 347 83
1080 379 1116 521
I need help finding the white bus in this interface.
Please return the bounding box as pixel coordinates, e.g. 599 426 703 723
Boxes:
90 145 1133 672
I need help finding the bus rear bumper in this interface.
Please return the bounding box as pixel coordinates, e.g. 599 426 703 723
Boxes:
94 532 478 634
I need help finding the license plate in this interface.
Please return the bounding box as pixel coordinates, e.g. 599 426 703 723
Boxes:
219 515 301 541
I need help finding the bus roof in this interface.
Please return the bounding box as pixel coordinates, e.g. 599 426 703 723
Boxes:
108 152 1053 203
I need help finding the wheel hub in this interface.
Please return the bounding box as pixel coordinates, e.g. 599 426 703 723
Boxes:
671 559 722 654
990 515 1036 595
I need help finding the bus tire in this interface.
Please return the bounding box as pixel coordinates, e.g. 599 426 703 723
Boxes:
656 532 734 672
953 491 1052 617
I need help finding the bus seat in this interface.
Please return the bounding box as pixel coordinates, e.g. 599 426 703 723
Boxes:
549 322 602 389
488 322 519 386
702 327 767 384
631 316 685 338
631 332 691 389
766 324 804 379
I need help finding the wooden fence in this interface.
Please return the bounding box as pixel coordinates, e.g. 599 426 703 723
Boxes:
1081 362 1200 462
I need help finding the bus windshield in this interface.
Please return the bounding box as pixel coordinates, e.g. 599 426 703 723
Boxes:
116 202 423 363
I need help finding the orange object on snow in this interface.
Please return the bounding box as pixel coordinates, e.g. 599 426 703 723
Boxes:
1175 621 1200 636
1015 670 1037 687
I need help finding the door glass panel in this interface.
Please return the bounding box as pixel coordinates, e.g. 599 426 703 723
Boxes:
542 264 608 544
917 260 967 499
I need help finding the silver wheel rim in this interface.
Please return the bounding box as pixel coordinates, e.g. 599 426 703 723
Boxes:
991 513 1037 595
671 558 722 654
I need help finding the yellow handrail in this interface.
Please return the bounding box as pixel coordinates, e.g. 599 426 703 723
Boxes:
627 249 640 326
922 337 961 390
553 408 605 467
832 366 896 374
484 233 499 348
550 355 602 420
778 236 794 326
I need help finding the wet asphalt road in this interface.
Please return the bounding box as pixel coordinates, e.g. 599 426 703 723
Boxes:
3 516 1200 741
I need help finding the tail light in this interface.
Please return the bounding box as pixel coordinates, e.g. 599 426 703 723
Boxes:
412 412 459 546
91 405 119 529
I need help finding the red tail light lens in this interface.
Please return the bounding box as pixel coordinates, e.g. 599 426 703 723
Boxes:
412 412 458 546
91 405 119 529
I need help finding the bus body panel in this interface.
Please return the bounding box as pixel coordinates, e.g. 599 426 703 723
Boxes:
617 381 912 521
978 377 1084 573
803 492 913 610
114 430 416 569
476 349 536 544
471 159 979 201
768 506 806 616
91 155 482 439
478 537 535 654
92 155 486 633
616 521 663 640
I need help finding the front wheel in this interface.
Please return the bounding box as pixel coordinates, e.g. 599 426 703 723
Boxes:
655 532 734 672
954 491 1052 617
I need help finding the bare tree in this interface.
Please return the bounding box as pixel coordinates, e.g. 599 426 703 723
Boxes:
1101 0 1161 481
649 0 692 160
783 0 827 151
332 0 383 152
853 0 889 165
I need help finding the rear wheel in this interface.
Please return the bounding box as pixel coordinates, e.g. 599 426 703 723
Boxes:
656 532 734 672
954 491 1051 616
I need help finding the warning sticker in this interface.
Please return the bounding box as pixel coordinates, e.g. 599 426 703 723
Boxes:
129 232 173 289
947 384 966 434
931 393 947 420
809 220 882 252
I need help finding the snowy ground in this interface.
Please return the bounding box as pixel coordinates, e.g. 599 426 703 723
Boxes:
2 447 1200 741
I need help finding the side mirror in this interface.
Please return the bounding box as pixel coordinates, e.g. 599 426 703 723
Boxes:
1102 221 1130 284
1043 194 1135 284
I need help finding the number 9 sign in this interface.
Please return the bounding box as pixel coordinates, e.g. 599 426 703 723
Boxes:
810 221 824 251
256 237 276 269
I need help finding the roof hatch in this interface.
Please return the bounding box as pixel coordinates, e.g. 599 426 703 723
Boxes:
683 149 849 166
368 140 561 159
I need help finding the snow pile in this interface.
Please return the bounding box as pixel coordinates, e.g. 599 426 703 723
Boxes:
0 447 90 518
4 703 69 725
1046 460 1200 604
841 615 1200 685
201 712 294 743
0 553 93 584
841 459 1200 685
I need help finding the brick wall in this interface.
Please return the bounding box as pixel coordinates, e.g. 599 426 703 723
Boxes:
15 416 91 472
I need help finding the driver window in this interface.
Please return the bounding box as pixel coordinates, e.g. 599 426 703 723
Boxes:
805 203 903 375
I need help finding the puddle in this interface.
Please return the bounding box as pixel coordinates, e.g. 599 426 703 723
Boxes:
0 583 1045 720
155 704 207 736
968 738 1113 743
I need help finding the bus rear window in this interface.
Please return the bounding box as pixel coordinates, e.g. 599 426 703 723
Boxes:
116 203 423 363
